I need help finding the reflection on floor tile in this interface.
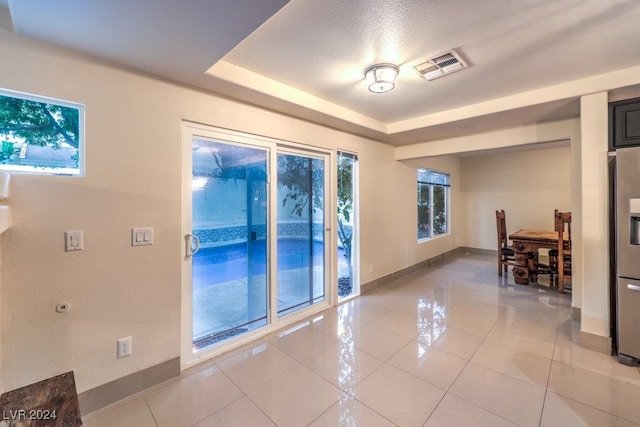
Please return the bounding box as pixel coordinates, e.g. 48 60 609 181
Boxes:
540 391 639 427
470 340 552 387
83 253 640 427
193 397 276 427
307 395 396 427
449 362 546 427
388 341 467 390
424 393 518 427
248 364 344 427
548 360 640 424
80 396 156 427
351 364 445 426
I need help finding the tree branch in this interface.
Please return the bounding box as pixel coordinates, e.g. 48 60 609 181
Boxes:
40 103 77 148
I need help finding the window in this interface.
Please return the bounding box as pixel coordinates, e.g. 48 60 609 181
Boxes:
0 88 84 175
337 151 359 299
417 168 449 240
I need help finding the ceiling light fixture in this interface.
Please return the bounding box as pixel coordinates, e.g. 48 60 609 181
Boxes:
364 63 399 93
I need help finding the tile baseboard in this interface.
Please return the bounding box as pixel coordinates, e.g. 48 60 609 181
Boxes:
361 246 466 295
572 305 581 321
78 357 179 416
579 331 612 355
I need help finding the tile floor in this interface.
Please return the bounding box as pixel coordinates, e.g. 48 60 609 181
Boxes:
83 253 640 427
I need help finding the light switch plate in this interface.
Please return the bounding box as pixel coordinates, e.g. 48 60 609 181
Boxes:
65 231 83 251
131 227 153 246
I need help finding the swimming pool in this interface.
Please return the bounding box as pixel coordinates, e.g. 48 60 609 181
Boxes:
192 238 326 289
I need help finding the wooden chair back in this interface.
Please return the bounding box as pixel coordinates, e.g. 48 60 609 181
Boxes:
555 211 572 250
496 209 508 249
496 209 515 276
555 211 572 292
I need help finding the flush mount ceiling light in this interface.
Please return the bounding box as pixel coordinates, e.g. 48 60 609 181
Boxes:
364 63 399 93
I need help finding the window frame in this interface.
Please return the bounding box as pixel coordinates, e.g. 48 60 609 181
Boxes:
0 87 85 176
417 168 450 242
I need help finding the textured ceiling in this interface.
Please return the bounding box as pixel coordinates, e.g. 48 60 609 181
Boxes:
4 0 640 146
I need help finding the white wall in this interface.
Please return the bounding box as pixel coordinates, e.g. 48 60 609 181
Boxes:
460 146 572 250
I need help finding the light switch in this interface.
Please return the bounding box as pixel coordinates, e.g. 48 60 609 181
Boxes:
65 231 83 251
132 227 153 246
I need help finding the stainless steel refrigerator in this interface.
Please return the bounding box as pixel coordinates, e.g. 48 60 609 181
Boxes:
616 146 640 365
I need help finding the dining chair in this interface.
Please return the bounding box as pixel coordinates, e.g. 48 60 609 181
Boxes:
496 209 515 276
555 211 572 292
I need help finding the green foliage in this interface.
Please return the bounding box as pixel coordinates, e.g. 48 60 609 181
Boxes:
0 141 14 163
278 154 324 216
337 155 353 222
417 183 430 233
432 185 446 234
417 182 447 237
0 94 79 148
337 154 354 265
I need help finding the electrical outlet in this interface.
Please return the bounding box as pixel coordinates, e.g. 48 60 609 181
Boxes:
117 336 132 359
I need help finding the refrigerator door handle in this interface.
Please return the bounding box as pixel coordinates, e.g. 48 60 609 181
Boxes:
627 283 640 292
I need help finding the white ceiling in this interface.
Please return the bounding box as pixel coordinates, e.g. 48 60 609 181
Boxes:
4 0 640 146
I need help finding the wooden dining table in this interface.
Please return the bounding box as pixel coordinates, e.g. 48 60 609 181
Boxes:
508 229 570 293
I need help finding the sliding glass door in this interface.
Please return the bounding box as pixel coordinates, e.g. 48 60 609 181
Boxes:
182 124 332 365
276 151 327 316
190 138 269 350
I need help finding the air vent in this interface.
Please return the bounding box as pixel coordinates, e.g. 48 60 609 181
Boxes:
413 50 467 81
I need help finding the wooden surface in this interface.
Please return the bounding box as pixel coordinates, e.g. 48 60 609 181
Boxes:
509 229 569 292
510 229 559 244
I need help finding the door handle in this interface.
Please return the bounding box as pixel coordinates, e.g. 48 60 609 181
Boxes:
185 233 200 257
627 284 640 292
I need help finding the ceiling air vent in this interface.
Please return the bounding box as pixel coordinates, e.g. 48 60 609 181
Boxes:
413 50 467 81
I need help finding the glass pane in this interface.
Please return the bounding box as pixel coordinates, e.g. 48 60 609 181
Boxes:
277 153 325 316
418 169 449 186
337 152 357 299
191 138 268 351
432 185 447 235
417 183 431 239
0 89 83 175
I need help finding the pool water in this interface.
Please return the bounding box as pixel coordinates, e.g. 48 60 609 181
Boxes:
192 239 326 289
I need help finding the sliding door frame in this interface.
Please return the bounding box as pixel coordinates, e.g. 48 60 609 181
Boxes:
181 122 335 370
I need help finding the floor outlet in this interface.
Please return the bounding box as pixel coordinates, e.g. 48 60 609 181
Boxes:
117 336 132 359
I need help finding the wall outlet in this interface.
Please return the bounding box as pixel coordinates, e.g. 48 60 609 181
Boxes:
117 336 132 359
